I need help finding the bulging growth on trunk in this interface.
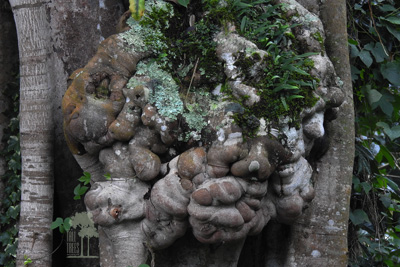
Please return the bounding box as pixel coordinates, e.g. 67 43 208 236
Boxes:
62 0 344 265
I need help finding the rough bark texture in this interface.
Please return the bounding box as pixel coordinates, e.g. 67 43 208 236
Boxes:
278 0 354 266
60 0 352 266
0 2 18 210
9 0 353 266
47 1 124 266
10 0 54 266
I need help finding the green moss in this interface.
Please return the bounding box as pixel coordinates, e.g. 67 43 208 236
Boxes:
312 31 325 54
120 1 174 54
121 0 321 139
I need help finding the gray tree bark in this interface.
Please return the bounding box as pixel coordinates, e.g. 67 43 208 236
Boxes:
264 1 354 266
60 0 353 266
9 0 125 266
10 0 55 266
8 0 353 266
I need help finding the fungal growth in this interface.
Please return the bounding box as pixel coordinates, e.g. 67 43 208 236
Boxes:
62 0 344 266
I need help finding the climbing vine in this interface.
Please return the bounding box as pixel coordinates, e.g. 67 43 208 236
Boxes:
0 76 20 267
347 0 400 266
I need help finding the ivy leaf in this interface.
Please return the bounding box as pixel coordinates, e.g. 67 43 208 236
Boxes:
350 209 371 225
8 158 21 172
380 194 392 208
73 184 89 200
59 225 66 234
367 89 382 104
7 136 20 152
368 90 394 117
380 61 400 86
7 205 20 220
349 44 359 58
351 65 360 81
178 0 190 8
348 39 359 45
0 232 10 245
78 172 91 185
353 176 361 192
129 0 145 21
368 43 387 63
50 217 63 230
78 185 88 195
63 218 71 232
361 182 372 194
386 177 400 193
379 5 396 12
376 122 400 141
359 50 373 67
375 143 395 168
382 16 400 25
387 25 400 41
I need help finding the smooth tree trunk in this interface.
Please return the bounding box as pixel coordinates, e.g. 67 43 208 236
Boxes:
10 0 54 266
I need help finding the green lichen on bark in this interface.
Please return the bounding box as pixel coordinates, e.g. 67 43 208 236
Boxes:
127 61 183 120
121 0 323 139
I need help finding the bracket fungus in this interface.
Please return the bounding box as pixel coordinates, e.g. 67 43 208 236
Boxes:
62 0 344 265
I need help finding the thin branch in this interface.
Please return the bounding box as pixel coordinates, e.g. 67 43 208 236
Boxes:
186 57 199 99
368 0 389 57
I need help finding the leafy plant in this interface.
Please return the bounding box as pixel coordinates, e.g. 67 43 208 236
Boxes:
178 0 190 8
348 0 400 266
223 0 319 132
0 75 20 267
73 172 90 200
23 255 32 266
50 217 71 234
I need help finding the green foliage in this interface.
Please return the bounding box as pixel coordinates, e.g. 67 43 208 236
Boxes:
178 0 190 8
348 0 400 266
50 217 71 234
73 172 91 200
0 76 20 267
104 173 111 180
78 171 91 185
23 255 32 266
224 0 319 132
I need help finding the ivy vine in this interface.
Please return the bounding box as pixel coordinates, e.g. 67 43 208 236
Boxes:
0 76 20 267
348 0 400 266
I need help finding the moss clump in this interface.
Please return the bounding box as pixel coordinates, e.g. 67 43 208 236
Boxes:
224 48 318 134
120 1 175 55
312 31 325 55
123 0 228 137
122 0 321 139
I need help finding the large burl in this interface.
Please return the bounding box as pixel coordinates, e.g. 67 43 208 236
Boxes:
62 0 344 266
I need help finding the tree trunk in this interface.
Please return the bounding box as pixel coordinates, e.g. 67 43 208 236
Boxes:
281 0 354 265
9 0 54 266
9 0 354 266
8 0 125 265
60 0 353 266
